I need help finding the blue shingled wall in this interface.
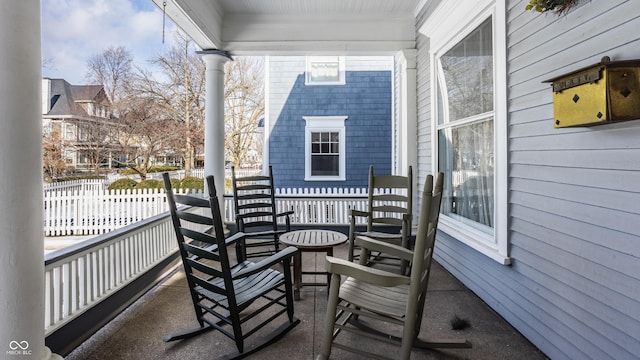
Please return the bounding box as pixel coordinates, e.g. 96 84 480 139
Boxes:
269 70 392 189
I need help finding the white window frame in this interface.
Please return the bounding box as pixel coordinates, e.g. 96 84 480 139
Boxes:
420 0 509 265
304 116 347 181
64 123 75 141
305 56 346 86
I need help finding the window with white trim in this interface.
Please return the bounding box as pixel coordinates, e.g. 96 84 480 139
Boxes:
304 116 347 181
305 56 345 85
422 0 509 264
65 123 75 140
437 17 494 233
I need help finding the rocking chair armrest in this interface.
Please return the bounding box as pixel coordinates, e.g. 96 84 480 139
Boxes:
402 213 412 223
233 246 298 279
223 232 246 246
325 256 410 287
276 210 294 231
355 236 414 261
276 210 294 218
349 209 369 218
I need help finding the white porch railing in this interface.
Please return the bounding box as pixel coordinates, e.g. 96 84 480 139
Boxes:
42 184 405 339
44 213 179 336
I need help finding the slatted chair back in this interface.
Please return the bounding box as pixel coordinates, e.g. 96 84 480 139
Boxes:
368 165 413 230
348 165 413 272
231 165 293 259
409 172 444 333
162 173 300 358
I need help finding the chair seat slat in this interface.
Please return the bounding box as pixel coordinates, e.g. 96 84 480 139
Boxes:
339 277 408 319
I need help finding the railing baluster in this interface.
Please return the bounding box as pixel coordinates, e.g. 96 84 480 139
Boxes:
45 270 53 328
45 214 180 336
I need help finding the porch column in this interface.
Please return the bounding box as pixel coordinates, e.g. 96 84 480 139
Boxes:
198 50 232 203
395 49 418 177
395 50 418 232
0 2 61 359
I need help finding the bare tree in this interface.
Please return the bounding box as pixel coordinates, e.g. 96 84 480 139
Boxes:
81 46 135 175
132 32 206 174
85 46 133 105
77 117 120 175
42 57 56 72
81 38 266 177
114 96 182 180
42 130 66 181
224 56 265 167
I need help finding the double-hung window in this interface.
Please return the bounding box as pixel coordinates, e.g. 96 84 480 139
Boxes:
437 18 494 232
304 116 347 181
422 0 509 264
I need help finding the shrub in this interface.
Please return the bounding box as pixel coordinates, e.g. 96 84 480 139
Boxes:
53 174 103 182
167 178 181 190
119 166 179 175
149 166 179 173
108 178 138 191
136 179 163 190
180 177 204 192
118 168 138 175
225 178 232 193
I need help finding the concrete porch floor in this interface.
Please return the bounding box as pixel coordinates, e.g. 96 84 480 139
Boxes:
65 242 548 359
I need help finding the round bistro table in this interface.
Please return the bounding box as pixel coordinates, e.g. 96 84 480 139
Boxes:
279 229 348 300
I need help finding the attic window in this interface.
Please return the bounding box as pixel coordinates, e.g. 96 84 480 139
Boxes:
49 94 60 110
305 56 345 85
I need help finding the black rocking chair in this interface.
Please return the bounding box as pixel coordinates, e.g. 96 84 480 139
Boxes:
162 173 300 359
231 165 294 260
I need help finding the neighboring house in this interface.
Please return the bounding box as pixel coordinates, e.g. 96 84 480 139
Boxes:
42 78 120 171
265 56 395 188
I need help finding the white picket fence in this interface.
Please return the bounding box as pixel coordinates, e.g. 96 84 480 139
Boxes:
274 187 369 224
44 179 106 193
43 184 373 236
43 188 184 236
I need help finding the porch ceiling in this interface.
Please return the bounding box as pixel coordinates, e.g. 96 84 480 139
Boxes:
152 0 424 55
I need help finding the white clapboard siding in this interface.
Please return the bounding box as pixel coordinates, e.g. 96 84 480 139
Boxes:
415 1 640 360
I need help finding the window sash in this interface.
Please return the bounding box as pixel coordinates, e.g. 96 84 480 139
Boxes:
436 16 495 233
438 117 494 234
311 131 340 176
438 17 493 124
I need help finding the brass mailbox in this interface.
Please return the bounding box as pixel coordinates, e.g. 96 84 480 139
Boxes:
545 56 640 128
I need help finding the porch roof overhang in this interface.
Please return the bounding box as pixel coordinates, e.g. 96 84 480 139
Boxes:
152 0 424 55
